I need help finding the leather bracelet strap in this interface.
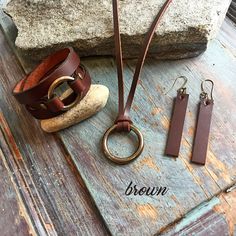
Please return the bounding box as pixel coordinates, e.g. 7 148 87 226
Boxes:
13 47 91 119
113 0 173 131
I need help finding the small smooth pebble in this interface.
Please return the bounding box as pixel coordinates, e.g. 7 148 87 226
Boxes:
40 84 109 133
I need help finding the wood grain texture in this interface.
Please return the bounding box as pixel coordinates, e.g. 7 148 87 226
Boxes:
0 28 109 235
56 18 236 235
1 6 236 235
227 0 236 24
0 127 35 236
161 185 236 236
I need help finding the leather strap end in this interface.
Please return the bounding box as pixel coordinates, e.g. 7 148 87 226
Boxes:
115 121 131 132
69 79 86 95
115 115 132 132
46 96 64 113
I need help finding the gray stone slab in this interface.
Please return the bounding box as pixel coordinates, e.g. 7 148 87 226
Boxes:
3 0 231 61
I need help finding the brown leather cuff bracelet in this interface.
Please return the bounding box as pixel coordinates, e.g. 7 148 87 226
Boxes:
13 47 91 119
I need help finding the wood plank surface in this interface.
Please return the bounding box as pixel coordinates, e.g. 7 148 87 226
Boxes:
1 6 236 235
56 18 236 235
161 185 236 236
227 0 236 24
0 27 109 236
0 123 36 236
1 112 60 235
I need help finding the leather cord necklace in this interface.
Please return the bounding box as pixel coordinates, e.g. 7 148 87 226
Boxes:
102 0 173 164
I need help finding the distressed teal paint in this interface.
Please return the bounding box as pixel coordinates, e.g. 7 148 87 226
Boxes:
58 25 236 235
175 197 220 232
1 10 236 236
56 20 236 236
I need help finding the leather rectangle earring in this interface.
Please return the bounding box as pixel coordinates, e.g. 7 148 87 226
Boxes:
191 79 214 165
165 76 189 157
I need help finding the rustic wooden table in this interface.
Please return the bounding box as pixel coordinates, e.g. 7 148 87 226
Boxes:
0 10 236 236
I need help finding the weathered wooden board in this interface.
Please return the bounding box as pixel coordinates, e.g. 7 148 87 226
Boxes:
161 185 236 236
0 125 36 236
1 5 236 235
0 28 109 235
56 18 236 236
132 20 236 195
227 0 236 24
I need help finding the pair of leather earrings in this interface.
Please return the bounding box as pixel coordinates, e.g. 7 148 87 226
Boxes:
165 77 214 165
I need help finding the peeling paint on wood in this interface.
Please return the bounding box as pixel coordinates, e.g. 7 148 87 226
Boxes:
0 6 236 236
174 197 220 232
56 17 236 235
160 187 236 236
214 188 236 235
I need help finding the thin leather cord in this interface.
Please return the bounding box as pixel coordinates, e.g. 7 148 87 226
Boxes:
113 0 125 115
113 0 173 122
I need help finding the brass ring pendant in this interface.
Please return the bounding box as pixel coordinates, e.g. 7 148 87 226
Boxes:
102 124 144 165
47 76 81 111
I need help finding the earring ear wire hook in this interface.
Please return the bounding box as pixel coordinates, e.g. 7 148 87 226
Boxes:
165 76 188 95
200 79 214 101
